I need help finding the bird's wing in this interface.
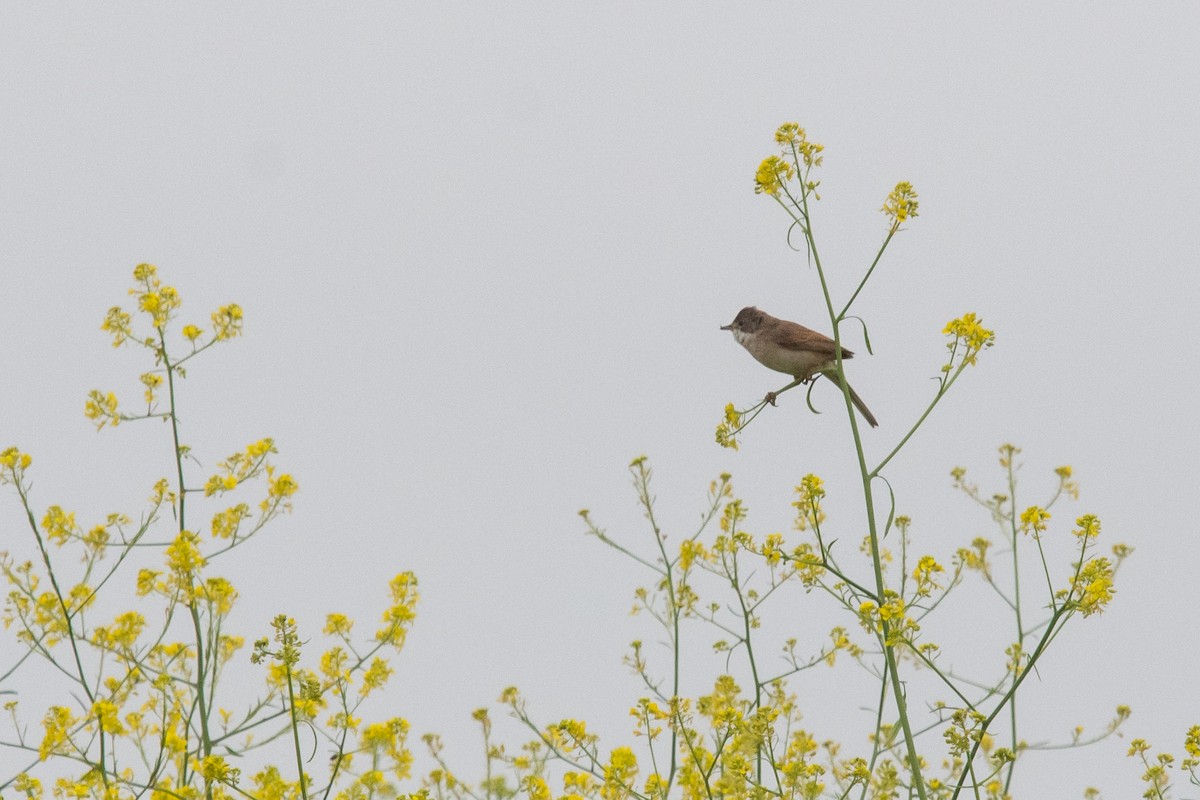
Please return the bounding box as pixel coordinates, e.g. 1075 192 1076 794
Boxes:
775 320 854 359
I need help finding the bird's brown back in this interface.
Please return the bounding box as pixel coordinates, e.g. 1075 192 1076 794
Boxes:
771 318 854 360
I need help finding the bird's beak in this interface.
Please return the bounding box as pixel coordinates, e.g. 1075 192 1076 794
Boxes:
720 323 733 331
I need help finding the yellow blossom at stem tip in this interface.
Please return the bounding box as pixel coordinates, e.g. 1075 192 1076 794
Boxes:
754 156 795 196
881 181 919 225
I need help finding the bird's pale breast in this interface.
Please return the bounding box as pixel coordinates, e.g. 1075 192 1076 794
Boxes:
734 329 834 379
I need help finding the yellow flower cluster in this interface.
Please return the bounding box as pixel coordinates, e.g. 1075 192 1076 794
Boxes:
858 591 919 646
204 438 279 497
193 754 240 784
911 555 945 598
1054 465 1080 499
753 155 796 197
0 446 33 480
881 181 919 225
101 306 134 347
774 123 824 169
714 403 742 450
38 705 78 760
210 503 250 539
140 371 165 404
1019 505 1051 535
128 264 182 330
777 728 827 798
265 467 299 510
1070 557 1115 617
42 505 78 546
91 698 126 735
791 474 826 532
212 303 244 340
602 746 638 800
824 625 862 666
195 576 238 616
83 389 121 429
166 530 206 581
1073 513 1101 541
375 571 419 648
678 538 713 571
91 611 146 651
943 312 996 369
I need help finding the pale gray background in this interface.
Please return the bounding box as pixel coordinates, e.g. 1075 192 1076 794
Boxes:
2 5 1198 796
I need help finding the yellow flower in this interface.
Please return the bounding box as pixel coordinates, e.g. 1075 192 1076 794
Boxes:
39 705 77 760
754 155 795 196
523 776 552 800
912 555 945 597
715 403 742 450
324 613 354 636
1019 506 1051 535
602 746 638 799
92 611 146 650
140 372 164 404
943 312 996 367
361 656 393 695
197 577 238 616
136 568 161 596
1185 724 1200 757
193 755 240 784
792 474 826 531
210 504 250 539
320 646 349 682
166 530 206 579
13 774 43 799
679 539 711 570
182 324 203 341
1073 514 1101 541
0 446 33 478
881 181 919 224
42 506 78 546
774 122 825 168
878 595 905 621
267 471 298 500
101 306 133 347
84 390 121 429
91 699 126 735
1072 557 1115 616
376 572 419 648
213 304 244 340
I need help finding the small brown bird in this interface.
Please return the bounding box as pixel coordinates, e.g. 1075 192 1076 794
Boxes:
721 306 878 428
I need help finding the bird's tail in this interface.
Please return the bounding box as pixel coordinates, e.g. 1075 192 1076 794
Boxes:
823 370 879 428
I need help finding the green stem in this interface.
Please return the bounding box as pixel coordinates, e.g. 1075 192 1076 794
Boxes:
638 464 681 790
1004 461 1022 795
284 662 311 800
949 605 1070 799
802 185 930 800
838 227 897 322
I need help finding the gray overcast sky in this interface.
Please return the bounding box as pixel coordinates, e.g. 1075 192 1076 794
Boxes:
3 5 1199 796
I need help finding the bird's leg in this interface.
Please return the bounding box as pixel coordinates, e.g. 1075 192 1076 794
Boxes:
764 377 806 407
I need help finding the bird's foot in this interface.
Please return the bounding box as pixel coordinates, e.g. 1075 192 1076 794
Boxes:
764 391 778 407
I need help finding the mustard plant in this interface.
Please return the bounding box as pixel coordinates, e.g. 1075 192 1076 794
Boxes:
2 266 418 800
427 125 1195 800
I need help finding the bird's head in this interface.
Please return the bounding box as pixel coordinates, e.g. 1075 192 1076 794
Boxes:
720 306 766 334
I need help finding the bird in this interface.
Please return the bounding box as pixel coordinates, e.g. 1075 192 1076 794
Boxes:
721 306 878 428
